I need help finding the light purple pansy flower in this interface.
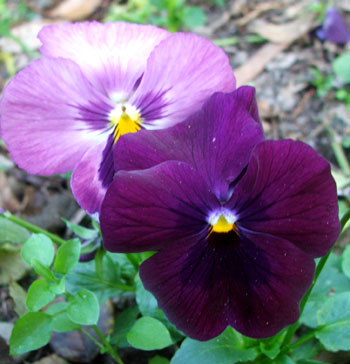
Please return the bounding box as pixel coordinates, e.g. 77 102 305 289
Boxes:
316 6 350 44
0 21 236 214
100 87 340 340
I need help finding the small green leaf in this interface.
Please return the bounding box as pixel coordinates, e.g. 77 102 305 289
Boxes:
316 292 350 351
62 218 97 239
10 312 52 355
26 279 56 312
171 327 258 364
67 289 99 325
127 316 172 350
46 302 80 333
8 280 27 316
332 53 350 84
31 259 58 282
149 355 170 364
260 340 280 359
21 234 54 267
54 239 81 274
111 306 140 345
0 218 30 250
341 245 350 279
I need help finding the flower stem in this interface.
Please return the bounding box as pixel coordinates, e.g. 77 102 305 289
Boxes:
1 211 66 245
80 327 105 350
282 211 349 349
92 325 124 364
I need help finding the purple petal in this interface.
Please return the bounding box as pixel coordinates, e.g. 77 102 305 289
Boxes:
0 57 112 175
100 161 219 253
71 141 110 214
115 88 264 199
227 140 340 257
140 230 314 340
130 32 236 128
38 22 171 97
318 7 350 44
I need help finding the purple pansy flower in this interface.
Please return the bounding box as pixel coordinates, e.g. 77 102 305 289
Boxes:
316 6 350 44
100 87 340 340
0 22 235 214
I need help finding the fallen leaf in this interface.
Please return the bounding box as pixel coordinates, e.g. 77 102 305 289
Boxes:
235 13 315 85
0 20 59 54
0 322 14 344
46 0 103 20
248 13 315 43
33 354 67 364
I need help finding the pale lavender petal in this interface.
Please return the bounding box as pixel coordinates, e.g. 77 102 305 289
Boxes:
71 141 111 214
130 32 236 128
228 140 340 257
38 22 171 97
0 57 112 175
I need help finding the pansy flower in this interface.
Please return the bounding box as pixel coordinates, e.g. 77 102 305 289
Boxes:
100 87 340 340
316 6 350 44
0 22 235 214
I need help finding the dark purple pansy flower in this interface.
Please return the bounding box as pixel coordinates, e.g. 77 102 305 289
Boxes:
316 6 350 44
0 22 235 214
100 87 340 340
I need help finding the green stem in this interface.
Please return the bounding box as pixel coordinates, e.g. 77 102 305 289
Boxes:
126 253 140 270
1 212 67 245
282 210 349 349
92 325 124 364
286 329 318 352
331 140 350 175
80 327 105 350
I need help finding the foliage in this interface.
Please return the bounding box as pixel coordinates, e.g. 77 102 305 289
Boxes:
104 0 206 32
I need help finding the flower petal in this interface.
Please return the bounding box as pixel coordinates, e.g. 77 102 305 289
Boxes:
101 161 218 252
71 139 113 215
316 7 350 44
38 22 171 96
228 140 340 257
0 57 111 175
115 88 264 199
130 32 236 128
140 230 314 340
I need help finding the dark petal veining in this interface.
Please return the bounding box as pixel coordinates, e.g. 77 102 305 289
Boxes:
101 161 218 253
227 140 340 257
115 88 264 199
140 229 314 340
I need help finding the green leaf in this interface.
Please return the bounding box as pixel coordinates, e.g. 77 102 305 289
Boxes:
0 218 30 250
149 356 170 364
275 355 296 364
46 302 80 332
62 218 97 239
8 280 27 316
260 340 280 359
54 239 81 274
21 233 54 267
127 316 172 350
136 279 165 320
66 259 123 302
182 6 206 28
10 312 52 355
316 292 350 351
26 279 56 311
171 327 258 364
0 250 30 284
332 53 350 84
67 289 99 326
31 259 58 283
341 245 350 279
111 306 140 345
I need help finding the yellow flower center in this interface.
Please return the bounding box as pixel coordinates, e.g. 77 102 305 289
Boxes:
109 104 142 143
208 210 238 235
